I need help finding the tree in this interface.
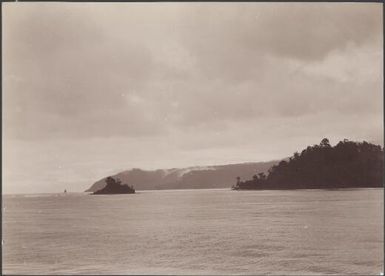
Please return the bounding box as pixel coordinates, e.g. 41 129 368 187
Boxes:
258 172 266 180
105 176 116 186
320 138 331 147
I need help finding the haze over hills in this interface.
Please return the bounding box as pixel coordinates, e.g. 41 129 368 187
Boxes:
85 161 278 192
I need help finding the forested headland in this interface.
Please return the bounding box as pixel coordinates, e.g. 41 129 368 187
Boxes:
233 138 384 190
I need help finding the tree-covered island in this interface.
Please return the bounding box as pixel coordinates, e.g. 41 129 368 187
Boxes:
93 176 135 194
233 138 383 190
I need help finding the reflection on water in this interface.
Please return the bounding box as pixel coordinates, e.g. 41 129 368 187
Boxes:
3 188 383 275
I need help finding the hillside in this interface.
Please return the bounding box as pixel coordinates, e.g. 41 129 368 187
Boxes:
85 161 278 192
235 139 384 190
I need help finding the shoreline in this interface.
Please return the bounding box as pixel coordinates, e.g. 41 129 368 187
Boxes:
3 187 383 197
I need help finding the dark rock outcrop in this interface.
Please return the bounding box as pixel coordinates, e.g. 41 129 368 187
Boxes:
93 177 135 195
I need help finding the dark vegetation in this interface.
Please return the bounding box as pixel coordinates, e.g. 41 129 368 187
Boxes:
233 138 384 190
93 176 135 194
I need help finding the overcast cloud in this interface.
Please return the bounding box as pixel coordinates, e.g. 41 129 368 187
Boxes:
3 3 383 193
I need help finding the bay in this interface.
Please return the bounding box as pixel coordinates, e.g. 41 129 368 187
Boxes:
2 188 383 275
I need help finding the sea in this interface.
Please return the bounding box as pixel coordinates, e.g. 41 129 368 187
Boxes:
2 188 383 275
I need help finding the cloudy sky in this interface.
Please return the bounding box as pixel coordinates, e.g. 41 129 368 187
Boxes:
3 3 383 194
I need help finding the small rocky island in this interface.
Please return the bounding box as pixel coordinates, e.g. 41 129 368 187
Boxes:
93 176 135 195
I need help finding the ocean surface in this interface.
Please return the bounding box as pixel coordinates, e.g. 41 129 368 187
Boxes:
2 188 383 275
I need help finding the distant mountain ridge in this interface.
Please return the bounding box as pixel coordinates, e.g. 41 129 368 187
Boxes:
85 161 278 192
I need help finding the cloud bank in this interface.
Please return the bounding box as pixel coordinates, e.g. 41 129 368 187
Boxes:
3 3 383 193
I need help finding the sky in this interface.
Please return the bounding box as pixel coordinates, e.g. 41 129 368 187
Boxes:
3 2 383 194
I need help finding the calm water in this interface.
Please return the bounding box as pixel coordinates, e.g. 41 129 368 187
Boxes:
2 188 383 275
